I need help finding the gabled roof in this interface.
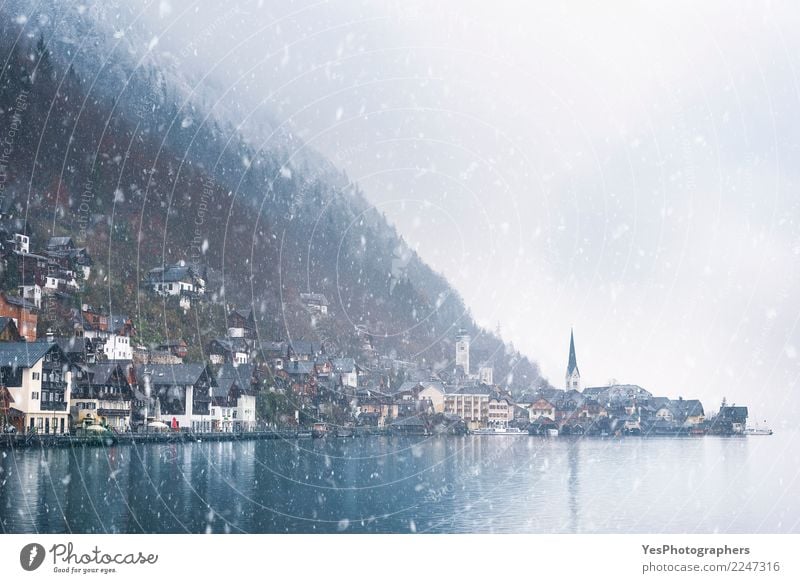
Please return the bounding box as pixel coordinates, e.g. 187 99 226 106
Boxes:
83 363 131 387
52 336 92 354
391 381 422 395
0 341 58 368
108 314 132 334
332 358 358 373
675 399 704 417
46 236 74 249
419 380 446 394
230 307 253 321
288 340 319 355
287 360 315 375
135 363 213 386
0 317 20 338
147 264 199 284
214 363 255 398
1 293 37 311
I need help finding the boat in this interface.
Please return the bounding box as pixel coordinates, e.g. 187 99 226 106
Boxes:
311 422 328 438
336 427 354 438
296 430 312 439
471 428 493 435
743 426 773 436
472 426 526 435
547 428 559 437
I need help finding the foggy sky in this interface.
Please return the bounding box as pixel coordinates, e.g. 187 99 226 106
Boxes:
121 0 800 425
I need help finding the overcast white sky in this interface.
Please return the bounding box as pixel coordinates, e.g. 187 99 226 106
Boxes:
127 0 800 425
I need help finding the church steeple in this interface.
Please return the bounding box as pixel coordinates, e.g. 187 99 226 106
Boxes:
566 329 581 390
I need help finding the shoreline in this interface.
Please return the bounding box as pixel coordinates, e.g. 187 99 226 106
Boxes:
0 429 756 450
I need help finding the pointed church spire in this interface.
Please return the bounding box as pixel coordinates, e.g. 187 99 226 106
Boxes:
566 329 581 390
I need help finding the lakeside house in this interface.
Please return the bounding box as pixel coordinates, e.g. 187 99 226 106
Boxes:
134 363 216 432
71 362 133 432
0 341 73 434
211 363 257 432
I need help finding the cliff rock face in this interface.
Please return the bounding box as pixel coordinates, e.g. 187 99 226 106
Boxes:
0 1 548 392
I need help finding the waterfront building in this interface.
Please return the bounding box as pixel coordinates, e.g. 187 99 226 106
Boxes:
211 363 257 432
134 363 215 432
444 383 491 430
487 392 514 428
529 398 556 422
71 362 133 432
0 341 72 434
417 380 446 414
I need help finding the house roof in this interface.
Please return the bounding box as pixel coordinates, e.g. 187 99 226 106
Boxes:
419 380 446 394
135 363 212 386
52 336 92 354
0 317 19 336
288 340 319 355
231 307 253 321
448 383 492 396
147 264 198 284
83 363 130 387
674 399 704 417
390 381 422 396
0 341 56 368
332 358 358 373
1 293 37 311
214 363 255 398
287 360 315 375
108 314 131 334
47 236 74 249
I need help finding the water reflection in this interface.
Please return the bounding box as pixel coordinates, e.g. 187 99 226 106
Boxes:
0 434 797 533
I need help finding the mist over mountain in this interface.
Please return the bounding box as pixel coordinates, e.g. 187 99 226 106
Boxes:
0 1 551 393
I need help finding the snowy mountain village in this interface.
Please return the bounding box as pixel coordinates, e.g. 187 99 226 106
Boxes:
0 226 752 445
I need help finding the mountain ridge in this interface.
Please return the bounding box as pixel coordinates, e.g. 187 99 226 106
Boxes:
0 2 551 393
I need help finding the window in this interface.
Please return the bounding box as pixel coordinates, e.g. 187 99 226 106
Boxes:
31 391 39 400
32 372 40 380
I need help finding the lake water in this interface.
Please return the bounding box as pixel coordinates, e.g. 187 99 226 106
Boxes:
1 434 798 533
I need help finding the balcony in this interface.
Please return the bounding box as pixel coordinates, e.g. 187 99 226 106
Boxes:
98 408 130 417
40 401 67 412
41 380 67 391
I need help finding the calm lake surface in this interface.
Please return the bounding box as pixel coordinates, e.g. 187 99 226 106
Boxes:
1 434 798 533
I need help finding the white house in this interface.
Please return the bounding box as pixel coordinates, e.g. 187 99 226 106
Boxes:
18 283 42 309
135 363 215 432
211 363 257 432
0 341 73 434
332 358 360 389
13 233 29 254
147 262 205 297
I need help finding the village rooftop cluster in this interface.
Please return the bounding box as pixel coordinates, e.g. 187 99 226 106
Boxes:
0 217 750 440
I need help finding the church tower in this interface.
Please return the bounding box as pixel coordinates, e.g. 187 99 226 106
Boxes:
565 329 581 391
455 329 470 376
